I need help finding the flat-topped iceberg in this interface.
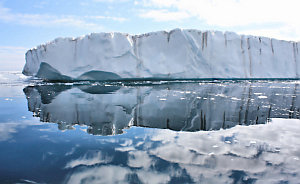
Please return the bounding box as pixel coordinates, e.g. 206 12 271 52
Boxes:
23 29 300 81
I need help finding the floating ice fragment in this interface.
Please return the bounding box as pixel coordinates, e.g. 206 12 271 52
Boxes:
159 98 167 101
258 96 268 99
274 147 281 152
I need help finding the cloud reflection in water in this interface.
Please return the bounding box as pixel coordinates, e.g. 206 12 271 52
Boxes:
1 80 300 183
64 119 300 184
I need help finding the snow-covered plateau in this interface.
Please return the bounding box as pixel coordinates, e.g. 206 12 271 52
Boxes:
23 29 300 81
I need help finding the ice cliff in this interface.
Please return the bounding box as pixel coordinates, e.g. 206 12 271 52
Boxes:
23 29 300 81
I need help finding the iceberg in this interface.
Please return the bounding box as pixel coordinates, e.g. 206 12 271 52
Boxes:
23 29 300 81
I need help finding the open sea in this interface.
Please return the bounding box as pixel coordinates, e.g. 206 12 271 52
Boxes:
0 71 300 184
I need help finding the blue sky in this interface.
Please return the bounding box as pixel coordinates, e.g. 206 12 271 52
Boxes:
1 0 300 71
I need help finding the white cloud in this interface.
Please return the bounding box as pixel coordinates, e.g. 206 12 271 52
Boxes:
139 9 190 22
33 1 49 9
85 15 127 22
0 4 102 29
238 25 300 41
93 0 130 2
0 4 126 30
140 0 300 41
0 46 27 71
142 0 300 26
0 46 27 53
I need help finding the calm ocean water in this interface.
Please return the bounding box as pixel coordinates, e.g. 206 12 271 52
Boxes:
0 72 300 184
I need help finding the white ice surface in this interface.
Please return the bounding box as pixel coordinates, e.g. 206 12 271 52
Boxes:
23 29 300 80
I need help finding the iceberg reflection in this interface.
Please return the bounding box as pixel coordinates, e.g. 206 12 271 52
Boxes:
23 81 300 135
63 118 300 184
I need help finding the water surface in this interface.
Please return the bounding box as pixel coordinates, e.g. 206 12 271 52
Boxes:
0 72 300 183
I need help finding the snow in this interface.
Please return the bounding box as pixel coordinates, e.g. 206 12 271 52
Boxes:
23 29 300 81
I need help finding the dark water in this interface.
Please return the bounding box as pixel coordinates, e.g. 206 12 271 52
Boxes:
0 72 300 184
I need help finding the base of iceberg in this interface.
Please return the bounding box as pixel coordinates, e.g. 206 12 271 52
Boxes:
23 29 300 81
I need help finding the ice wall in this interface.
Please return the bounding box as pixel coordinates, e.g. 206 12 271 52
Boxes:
23 29 300 81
